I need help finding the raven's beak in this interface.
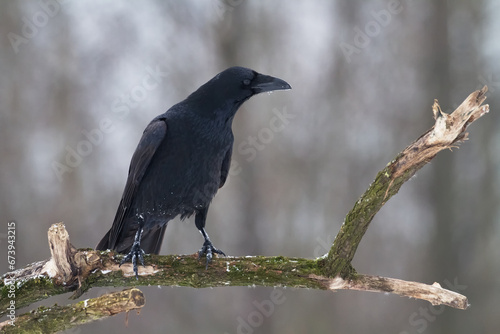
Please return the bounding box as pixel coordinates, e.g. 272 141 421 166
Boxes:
251 73 292 94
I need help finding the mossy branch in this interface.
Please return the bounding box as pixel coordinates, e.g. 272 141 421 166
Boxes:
0 87 490 331
0 231 326 319
0 287 145 333
324 86 489 277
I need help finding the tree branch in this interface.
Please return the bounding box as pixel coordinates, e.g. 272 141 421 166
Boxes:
309 274 468 309
323 86 489 277
0 226 325 318
0 87 489 331
0 287 145 333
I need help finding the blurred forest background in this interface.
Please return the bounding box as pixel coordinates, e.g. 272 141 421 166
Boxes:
1 1 499 333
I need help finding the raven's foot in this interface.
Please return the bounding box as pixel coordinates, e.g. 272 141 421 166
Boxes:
198 240 226 269
120 229 145 280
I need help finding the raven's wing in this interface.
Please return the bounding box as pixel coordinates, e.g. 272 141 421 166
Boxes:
96 118 167 251
219 145 232 188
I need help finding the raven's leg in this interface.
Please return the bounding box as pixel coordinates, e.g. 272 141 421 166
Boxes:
120 227 145 280
195 207 226 268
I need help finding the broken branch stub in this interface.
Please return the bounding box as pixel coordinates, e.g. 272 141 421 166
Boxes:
391 86 489 179
43 222 101 287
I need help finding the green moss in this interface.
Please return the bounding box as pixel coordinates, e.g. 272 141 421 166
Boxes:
3 252 327 321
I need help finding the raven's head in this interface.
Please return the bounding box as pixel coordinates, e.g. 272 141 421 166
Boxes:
187 66 291 119
215 66 291 96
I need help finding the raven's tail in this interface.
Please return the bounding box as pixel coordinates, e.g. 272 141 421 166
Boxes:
96 229 112 251
96 222 168 255
140 223 168 254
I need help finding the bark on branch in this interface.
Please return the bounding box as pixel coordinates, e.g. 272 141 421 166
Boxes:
309 274 468 309
0 287 145 333
324 86 489 277
0 87 489 332
0 223 468 321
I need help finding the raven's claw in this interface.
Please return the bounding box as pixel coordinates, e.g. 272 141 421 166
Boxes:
120 229 145 279
198 240 226 269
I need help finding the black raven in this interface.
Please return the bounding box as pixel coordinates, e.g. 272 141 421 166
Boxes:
96 67 291 278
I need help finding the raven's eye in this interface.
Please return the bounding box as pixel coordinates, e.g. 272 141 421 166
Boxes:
243 79 251 86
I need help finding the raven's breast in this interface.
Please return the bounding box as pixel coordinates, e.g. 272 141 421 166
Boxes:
132 116 232 220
